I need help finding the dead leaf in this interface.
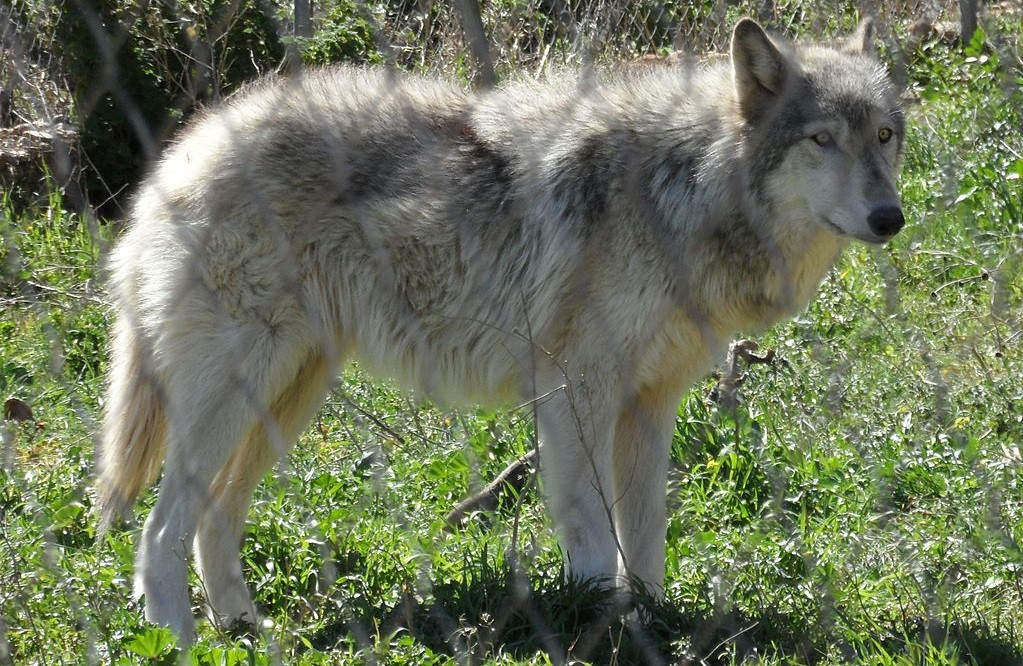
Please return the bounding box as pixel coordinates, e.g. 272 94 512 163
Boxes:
3 397 34 423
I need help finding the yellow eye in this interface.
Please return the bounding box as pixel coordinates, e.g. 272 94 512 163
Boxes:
812 131 833 147
878 127 893 143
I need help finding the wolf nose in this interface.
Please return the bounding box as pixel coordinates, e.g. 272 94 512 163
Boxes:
868 206 905 238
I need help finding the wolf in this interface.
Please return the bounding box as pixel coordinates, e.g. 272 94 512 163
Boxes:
97 18 905 642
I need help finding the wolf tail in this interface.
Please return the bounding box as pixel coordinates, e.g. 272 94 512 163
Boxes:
97 314 167 534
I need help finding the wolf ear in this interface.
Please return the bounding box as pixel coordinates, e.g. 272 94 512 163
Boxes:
731 19 789 123
844 18 876 54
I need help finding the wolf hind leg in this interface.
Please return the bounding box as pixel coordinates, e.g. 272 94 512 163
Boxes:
135 314 319 643
195 350 336 630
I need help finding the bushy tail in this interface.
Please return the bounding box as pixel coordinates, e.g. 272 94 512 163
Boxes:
97 316 167 534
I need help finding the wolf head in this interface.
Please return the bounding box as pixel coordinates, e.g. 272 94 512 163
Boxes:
731 19 905 244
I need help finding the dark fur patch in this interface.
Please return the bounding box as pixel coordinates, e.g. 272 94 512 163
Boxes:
451 118 515 207
550 133 629 237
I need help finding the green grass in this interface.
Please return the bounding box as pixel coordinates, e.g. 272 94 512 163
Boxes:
2 22 1023 666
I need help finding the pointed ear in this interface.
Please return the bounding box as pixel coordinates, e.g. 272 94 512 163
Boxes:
844 18 876 55
731 18 789 123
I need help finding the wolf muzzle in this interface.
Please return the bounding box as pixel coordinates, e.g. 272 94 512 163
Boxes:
868 205 906 239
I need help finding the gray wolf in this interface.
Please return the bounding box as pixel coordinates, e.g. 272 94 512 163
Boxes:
97 18 905 643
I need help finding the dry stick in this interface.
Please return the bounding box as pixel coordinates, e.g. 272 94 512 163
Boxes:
444 448 538 528
710 339 777 410
335 389 406 447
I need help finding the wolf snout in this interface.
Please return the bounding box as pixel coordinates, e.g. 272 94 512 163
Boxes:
867 205 905 239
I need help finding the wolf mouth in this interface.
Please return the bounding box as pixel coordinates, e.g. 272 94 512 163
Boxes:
820 216 847 237
820 216 891 245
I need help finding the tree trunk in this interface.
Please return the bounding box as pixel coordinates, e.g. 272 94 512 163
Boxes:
959 0 978 46
453 0 496 89
295 0 312 38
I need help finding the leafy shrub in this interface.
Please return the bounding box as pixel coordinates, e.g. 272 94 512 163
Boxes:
300 1 381 66
47 0 285 214
51 0 177 214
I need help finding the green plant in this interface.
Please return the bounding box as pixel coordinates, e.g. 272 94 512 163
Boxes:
1 5 1022 664
299 1 381 66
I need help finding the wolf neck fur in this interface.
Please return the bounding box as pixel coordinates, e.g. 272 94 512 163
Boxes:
651 142 847 335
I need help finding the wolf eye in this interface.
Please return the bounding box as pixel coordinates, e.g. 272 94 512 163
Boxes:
878 127 893 143
812 131 833 147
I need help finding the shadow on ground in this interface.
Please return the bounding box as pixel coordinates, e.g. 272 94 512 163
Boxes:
306 565 1023 664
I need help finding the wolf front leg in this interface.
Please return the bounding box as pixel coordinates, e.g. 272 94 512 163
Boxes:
610 386 682 597
533 373 623 588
